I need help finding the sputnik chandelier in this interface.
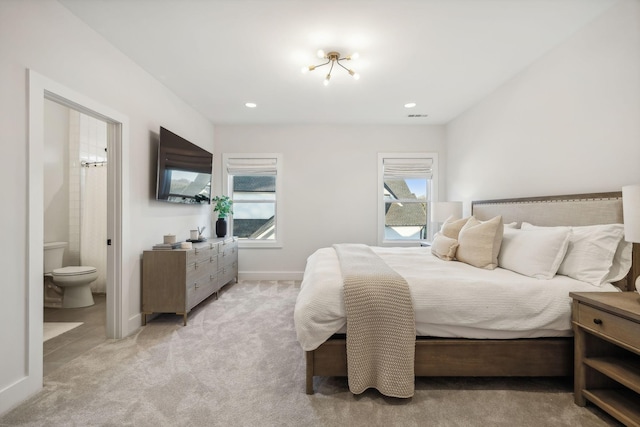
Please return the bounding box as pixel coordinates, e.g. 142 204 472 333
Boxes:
302 49 360 86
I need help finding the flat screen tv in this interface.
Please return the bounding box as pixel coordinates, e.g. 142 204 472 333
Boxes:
156 127 212 204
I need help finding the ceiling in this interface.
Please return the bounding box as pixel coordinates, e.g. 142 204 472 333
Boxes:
59 0 617 125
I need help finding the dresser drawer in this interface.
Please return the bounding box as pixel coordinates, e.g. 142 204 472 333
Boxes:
190 275 216 308
577 303 640 350
194 245 214 262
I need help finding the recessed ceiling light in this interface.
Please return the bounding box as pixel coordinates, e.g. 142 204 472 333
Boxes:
404 102 417 108
245 102 257 108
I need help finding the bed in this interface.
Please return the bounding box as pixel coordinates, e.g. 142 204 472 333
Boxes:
295 192 639 395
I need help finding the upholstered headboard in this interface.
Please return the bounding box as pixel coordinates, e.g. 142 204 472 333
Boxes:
472 192 638 292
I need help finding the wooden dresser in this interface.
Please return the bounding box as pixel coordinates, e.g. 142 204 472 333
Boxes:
142 237 238 325
570 292 640 426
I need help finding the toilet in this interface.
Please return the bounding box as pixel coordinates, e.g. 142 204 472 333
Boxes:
44 242 97 308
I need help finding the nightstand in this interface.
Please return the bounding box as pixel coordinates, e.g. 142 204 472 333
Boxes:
570 292 640 426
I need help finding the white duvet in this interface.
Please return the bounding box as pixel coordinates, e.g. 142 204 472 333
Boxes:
294 246 619 351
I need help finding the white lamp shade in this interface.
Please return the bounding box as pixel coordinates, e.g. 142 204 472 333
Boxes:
622 184 640 243
431 201 463 223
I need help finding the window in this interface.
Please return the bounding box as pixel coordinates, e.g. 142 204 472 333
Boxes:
378 153 438 245
222 153 282 248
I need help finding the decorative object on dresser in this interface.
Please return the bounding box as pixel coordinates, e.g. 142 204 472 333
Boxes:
187 226 207 243
213 195 234 238
623 184 640 292
570 292 640 426
142 237 238 325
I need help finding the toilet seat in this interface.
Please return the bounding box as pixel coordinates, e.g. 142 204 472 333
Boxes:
53 266 97 276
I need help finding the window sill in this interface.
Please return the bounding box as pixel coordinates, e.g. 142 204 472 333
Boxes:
238 240 282 249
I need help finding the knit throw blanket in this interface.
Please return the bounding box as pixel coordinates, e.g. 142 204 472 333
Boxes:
333 244 415 398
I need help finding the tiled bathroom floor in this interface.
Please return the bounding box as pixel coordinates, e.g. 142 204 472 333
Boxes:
43 294 107 377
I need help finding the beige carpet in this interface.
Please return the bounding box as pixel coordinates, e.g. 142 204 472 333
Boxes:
0 281 620 426
43 322 83 342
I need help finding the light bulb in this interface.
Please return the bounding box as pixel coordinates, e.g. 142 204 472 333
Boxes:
350 52 360 60
352 72 360 80
301 66 308 74
317 49 326 59
323 74 331 86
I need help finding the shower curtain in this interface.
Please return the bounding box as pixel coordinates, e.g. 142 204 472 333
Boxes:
81 165 107 293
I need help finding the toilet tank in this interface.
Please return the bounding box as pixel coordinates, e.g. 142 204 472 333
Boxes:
44 242 67 274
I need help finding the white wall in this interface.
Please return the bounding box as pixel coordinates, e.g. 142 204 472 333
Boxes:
446 0 640 213
214 125 447 278
0 0 214 414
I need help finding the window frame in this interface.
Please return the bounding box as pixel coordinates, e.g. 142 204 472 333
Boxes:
377 152 439 246
222 153 283 249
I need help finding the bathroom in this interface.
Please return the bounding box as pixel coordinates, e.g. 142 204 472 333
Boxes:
43 98 108 358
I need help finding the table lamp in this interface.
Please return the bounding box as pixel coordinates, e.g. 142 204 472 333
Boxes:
622 184 640 292
431 201 463 231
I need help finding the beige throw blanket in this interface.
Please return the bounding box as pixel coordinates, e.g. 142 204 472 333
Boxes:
333 244 415 398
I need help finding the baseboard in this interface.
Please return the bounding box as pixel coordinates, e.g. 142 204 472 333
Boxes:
126 313 142 338
238 271 304 282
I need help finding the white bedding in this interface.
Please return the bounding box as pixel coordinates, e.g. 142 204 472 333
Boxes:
294 246 619 351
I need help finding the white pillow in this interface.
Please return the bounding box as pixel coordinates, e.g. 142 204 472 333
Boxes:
606 238 633 283
430 233 459 261
521 222 625 286
456 215 503 270
498 227 571 279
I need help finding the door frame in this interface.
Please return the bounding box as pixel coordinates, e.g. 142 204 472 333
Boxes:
29 70 129 350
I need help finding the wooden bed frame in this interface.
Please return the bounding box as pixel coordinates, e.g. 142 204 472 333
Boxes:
305 192 639 394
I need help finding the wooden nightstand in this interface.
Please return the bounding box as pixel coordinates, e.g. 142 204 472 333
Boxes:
570 292 640 426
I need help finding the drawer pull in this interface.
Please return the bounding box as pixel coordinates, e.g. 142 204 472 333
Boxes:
593 318 603 325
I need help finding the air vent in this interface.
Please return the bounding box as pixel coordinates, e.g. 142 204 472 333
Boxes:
407 114 429 118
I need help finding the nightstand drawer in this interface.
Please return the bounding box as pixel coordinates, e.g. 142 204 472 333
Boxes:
577 303 640 350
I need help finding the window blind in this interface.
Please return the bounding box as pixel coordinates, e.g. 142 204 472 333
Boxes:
226 158 278 175
383 158 433 178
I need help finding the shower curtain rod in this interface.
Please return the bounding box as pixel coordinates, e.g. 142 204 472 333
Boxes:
81 160 107 167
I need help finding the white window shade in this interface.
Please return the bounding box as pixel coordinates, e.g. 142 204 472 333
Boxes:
383 158 433 178
226 158 277 175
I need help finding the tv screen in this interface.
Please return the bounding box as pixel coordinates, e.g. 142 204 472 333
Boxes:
156 127 212 204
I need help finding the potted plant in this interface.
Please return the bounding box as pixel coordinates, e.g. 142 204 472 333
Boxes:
212 195 233 237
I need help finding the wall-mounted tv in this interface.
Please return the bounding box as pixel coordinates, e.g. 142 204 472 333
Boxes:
156 127 212 204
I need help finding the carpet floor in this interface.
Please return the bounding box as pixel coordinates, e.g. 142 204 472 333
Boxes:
0 281 620 426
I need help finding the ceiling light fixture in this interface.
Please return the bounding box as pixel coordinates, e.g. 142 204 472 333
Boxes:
302 50 360 86
245 102 257 108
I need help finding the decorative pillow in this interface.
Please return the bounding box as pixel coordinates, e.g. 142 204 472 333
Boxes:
521 222 626 286
440 216 470 240
498 227 571 279
504 222 518 229
430 233 459 261
456 215 503 270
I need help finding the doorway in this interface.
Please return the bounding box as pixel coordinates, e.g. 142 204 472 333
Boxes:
29 69 129 341
20 69 129 415
42 100 110 375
